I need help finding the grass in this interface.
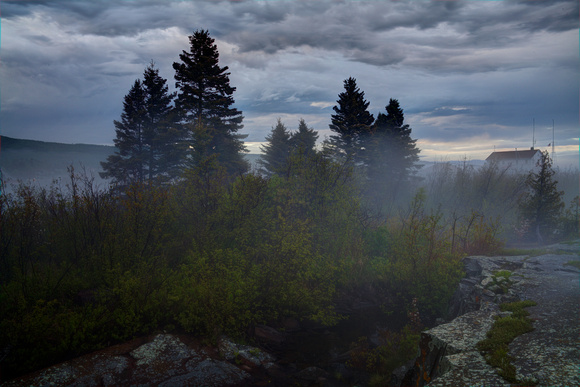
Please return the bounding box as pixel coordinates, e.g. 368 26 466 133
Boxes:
564 260 580 270
498 247 549 257
477 300 537 384
500 246 577 258
493 270 512 280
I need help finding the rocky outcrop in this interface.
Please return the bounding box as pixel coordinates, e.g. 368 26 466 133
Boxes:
399 247 580 387
398 303 511 387
447 255 522 320
218 336 275 367
3 334 265 387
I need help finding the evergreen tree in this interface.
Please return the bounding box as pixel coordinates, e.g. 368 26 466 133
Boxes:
101 79 147 186
142 62 182 183
291 118 318 157
365 98 420 204
173 29 248 174
101 64 180 186
259 118 292 176
519 151 564 243
328 77 374 164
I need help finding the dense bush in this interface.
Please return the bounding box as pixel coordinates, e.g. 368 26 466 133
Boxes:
0 154 532 380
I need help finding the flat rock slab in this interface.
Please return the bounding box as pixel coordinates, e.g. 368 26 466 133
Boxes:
405 244 580 387
426 303 501 355
429 351 511 387
509 254 580 386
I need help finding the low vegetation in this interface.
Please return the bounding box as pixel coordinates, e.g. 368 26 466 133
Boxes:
348 326 421 386
1 155 501 380
477 300 537 384
498 247 549 257
564 260 580 270
1 155 576 382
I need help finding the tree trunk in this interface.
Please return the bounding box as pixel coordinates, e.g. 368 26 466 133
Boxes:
535 223 544 245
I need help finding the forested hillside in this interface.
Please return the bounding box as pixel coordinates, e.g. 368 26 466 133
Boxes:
0 135 261 193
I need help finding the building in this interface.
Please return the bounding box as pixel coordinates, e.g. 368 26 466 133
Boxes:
485 148 542 173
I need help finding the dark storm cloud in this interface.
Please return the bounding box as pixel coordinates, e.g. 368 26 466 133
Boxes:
5 0 577 70
2 0 108 19
513 0 579 32
219 0 578 70
1 0 577 166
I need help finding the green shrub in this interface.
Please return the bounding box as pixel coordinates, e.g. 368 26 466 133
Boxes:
348 325 420 385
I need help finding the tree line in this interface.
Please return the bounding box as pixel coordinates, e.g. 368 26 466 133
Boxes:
100 30 248 187
100 30 421 213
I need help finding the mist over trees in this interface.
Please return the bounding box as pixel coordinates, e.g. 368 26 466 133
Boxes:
1 28 578 385
366 99 421 205
258 118 292 176
519 151 565 244
258 118 319 176
292 118 319 157
324 78 421 211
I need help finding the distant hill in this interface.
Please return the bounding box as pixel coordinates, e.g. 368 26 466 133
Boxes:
0 136 262 193
0 136 116 193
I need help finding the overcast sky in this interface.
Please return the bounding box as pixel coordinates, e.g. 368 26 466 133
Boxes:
1 0 578 166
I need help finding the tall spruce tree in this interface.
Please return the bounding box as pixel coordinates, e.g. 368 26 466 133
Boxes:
366 98 420 203
259 118 292 176
101 64 179 186
101 79 147 186
519 151 564 243
328 77 374 164
173 29 248 174
291 118 318 157
142 62 182 182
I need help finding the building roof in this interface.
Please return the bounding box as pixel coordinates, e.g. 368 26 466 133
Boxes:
486 148 540 162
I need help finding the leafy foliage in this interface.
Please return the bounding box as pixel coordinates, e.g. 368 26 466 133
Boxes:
348 324 421 386
559 195 579 239
0 153 515 381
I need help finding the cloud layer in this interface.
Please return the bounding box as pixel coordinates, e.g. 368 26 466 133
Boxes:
1 0 578 165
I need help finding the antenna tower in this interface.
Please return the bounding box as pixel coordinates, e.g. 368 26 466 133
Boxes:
532 118 536 149
552 120 556 162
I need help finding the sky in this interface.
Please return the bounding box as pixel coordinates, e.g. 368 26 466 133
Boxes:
1 0 578 167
